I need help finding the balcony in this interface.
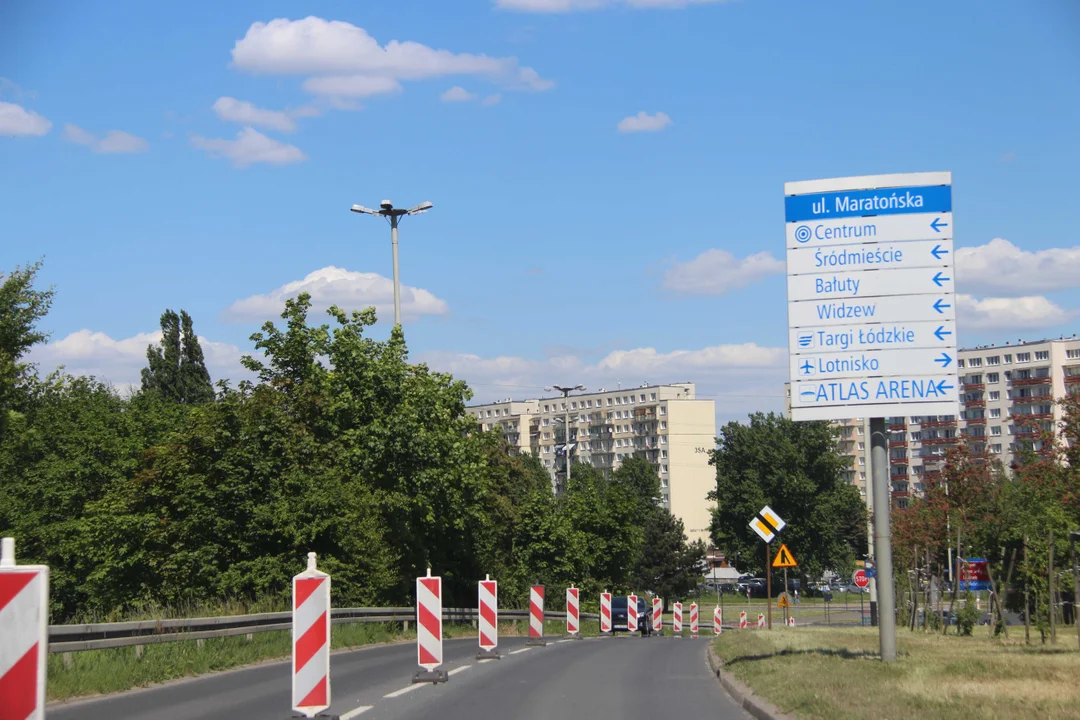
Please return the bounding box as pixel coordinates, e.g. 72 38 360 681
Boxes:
962 383 986 391
888 440 907 448
1011 376 1052 386
888 423 907 431
891 473 909 481
892 490 911 498
964 399 986 407
921 419 958 428
966 417 987 425
922 436 959 445
1011 412 1053 421
890 456 908 465
1065 374 1080 385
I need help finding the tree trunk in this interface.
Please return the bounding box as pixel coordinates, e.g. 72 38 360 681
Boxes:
947 524 962 635
1049 531 1056 645
986 556 1000 639
1024 537 1031 645
999 546 1018 640
909 548 918 632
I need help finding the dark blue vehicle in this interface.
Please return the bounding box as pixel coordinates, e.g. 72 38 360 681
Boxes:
610 595 654 635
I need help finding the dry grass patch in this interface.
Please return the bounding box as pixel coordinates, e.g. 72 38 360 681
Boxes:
713 626 1080 720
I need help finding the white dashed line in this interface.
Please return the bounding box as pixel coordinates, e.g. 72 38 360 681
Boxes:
509 648 531 655
341 706 373 719
384 684 425 699
557 639 574 643
448 665 471 676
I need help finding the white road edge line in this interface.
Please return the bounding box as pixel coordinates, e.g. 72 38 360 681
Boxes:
557 639 574 643
384 684 425 699
509 648 531 655
448 665 471 676
340 706 374 719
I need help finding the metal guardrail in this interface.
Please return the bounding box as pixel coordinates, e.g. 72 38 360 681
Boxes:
48 608 600 653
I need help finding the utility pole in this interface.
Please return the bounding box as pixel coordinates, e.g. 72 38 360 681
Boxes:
350 199 434 327
869 418 897 661
548 384 585 488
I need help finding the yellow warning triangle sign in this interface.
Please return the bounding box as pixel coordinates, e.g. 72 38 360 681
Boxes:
772 543 797 569
776 592 791 608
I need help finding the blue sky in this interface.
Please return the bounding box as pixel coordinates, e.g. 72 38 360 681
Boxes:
2 0 1079 423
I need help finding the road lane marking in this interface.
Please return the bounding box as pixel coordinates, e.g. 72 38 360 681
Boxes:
341 707 373 719
509 648 531 655
557 639 574 643
448 665 471 676
385 684 425 698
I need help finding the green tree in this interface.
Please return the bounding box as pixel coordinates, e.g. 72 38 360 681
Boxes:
633 507 706 605
708 412 867 582
141 309 214 403
0 261 54 437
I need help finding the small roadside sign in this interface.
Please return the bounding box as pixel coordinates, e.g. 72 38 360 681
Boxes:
776 593 791 609
852 569 870 588
772 544 798 569
749 505 786 543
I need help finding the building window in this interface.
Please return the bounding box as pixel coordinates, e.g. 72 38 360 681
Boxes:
650 393 657 400
659 407 666 415
988 372 999 383
640 394 646 402
969 358 982 367
1017 353 1031 362
660 421 667 430
1067 349 1080 359
991 444 1002 454
1003 354 1012 364
660 450 667 458
957 359 965 369
990 391 1000 400
990 408 1001 418
987 356 1000 365
571 402 578 410
1035 351 1049 361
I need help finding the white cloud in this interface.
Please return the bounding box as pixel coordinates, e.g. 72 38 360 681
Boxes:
441 86 478 103
481 93 502 106
418 341 787 425
496 0 731 12
212 97 298 132
956 294 1073 331
0 101 52 136
956 238 1080 295
662 249 784 296
191 127 306 167
222 266 450 324
63 124 149 154
26 328 250 393
617 111 672 133
230 17 554 103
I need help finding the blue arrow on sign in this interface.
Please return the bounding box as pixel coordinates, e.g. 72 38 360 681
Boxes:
931 244 949 260
935 352 952 368
933 298 951 314
930 217 949 233
932 271 950 287
935 379 955 394
934 325 952 341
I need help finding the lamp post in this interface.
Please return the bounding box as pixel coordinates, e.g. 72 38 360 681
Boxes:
546 384 585 488
350 199 433 327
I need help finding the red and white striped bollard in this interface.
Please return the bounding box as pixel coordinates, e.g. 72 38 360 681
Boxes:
414 568 447 683
627 594 639 634
757 613 766 629
527 585 546 646
292 552 331 717
739 611 747 629
478 575 499 659
689 602 699 638
652 597 663 636
673 602 683 635
566 586 581 639
600 592 612 635
0 537 48 720
713 606 723 636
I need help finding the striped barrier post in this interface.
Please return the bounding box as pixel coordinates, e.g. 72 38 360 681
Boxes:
292 552 331 717
757 613 766 629
600 592 612 635
0 537 48 720
714 607 723 636
787 616 795 627
673 602 683 636
689 602 699 638
413 568 448 683
739 611 747 629
527 585 546 646
627 594 639 635
566 586 582 639
652 597 663 636
477 575 500 659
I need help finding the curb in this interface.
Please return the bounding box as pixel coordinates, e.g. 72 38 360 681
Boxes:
706 644 797 720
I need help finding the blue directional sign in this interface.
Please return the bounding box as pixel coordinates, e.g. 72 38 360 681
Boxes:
786 172 959 422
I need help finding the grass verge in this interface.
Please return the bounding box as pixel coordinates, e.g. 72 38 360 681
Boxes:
713 626 1080 720
49 618 599 702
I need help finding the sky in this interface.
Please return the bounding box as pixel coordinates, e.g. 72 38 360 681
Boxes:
2 0 1080 425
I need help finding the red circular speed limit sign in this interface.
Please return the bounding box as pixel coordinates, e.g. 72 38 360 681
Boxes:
852 569 870 588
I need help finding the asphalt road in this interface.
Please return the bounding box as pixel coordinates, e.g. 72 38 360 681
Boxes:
49 633 749 720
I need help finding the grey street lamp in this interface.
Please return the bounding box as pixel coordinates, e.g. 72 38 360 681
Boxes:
546 384 586 486
350 199 433 327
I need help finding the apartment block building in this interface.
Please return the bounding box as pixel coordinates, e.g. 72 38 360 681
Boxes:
786 335 1080 508
467 383 717 544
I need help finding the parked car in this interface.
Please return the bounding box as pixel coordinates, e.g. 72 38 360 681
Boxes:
610 595 654 636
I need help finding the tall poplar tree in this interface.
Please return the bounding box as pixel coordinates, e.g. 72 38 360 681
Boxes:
141 309 214 403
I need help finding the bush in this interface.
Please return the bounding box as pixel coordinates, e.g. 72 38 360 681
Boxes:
955 591 980 636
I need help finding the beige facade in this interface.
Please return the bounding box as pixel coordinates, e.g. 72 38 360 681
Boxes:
786 334 1080 508
468 383 717 544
